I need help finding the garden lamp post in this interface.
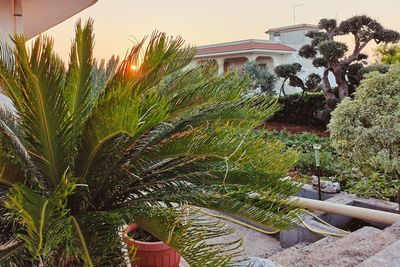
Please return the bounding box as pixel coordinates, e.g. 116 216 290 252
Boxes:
313 143 322 200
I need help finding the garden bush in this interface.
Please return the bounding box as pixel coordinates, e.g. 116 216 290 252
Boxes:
269 93 327 127
329 65 400 179
243 61 276 95
264 131 344 176
266 123 400 201
334 169 400 201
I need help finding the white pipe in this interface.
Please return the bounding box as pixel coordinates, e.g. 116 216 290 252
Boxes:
291 197 400 225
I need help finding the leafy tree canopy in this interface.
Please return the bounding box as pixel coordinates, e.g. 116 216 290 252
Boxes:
375 44 400 64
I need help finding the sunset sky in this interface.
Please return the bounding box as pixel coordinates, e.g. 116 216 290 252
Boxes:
41 0 400 61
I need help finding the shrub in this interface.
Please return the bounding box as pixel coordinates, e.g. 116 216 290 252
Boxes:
329 65 400 179
243 61 277 95
264 131 343 176
269 93 327 127
335 169 400 201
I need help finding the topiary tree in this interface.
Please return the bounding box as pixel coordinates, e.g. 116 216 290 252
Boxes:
274 63 321 96
329 65 400 180
275 15 400 120
243 61 277 95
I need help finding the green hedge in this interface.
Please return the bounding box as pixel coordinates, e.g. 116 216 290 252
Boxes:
270 93 326 127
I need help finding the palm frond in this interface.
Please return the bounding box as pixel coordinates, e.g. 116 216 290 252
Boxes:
9 35 71 188
71 212 126 267
0 42 24 111
122 183 301 230
3 177 75 265
72 133 133 211
75 90 168 179
64 19 97 160
145 125 299 174
0 116 41 187
160 65 246 117
124 206 245 267
0 242 33 267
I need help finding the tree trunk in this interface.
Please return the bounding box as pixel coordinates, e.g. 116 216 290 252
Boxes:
333 66 349 99
315 68 338 122
321 68 337 102
337 80 349 99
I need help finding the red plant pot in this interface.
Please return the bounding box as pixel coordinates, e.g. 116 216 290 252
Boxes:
124 224 181 267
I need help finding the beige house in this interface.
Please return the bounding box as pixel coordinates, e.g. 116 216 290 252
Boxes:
193 24 321 93
0 0 98 43
194 24 318 74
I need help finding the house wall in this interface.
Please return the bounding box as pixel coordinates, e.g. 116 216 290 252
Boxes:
191 25 335 95
193 49 326 95
270 30 310 44
0 0 15 43
0 0 23 44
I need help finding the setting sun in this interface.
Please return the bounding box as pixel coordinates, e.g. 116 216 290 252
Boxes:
130 64 138 71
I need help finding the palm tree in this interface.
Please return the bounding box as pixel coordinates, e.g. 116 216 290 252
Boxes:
0 20 300 266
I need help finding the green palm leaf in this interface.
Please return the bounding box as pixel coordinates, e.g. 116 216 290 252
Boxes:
124 206 245 267
6 35 71 188
64 19 97 159
0 115 40 187
3 177 75 264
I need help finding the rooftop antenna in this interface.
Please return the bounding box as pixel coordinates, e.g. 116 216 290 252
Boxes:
293 2 305 24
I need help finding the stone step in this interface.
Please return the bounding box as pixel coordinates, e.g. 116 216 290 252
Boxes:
282 220 400 267
269 236 337 266
356 236 400 267
271 226 380 267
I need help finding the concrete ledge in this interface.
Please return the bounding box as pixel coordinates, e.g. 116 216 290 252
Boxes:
280 184 399 248
297 184 338 201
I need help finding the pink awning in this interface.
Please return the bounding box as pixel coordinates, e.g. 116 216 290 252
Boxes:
22 0 98 39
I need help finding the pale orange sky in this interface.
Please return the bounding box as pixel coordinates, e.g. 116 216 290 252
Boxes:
41 0 400 62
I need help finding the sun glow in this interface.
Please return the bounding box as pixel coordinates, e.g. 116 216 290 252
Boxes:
130 65 138 71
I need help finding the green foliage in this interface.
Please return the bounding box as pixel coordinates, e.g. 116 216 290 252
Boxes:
4 177 76 265
274 63 302 78
270 93 327 127
265 129 400 201
329 65 400 179
263 131 329 154
317 41 348 63
362 63 389 75
243 61 277 95
375 44 400 64
335 170 400 201
264 131 342 176
0 20 301 266
338 15 400 42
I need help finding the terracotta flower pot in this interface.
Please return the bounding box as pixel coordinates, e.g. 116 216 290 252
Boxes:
124 224 181 267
